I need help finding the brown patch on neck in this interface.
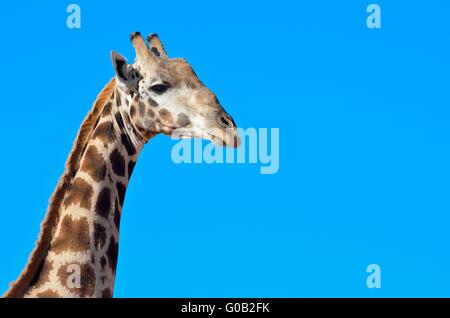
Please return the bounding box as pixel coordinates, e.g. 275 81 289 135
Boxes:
3 78 117 298
35 289 60 298
51 215 91 253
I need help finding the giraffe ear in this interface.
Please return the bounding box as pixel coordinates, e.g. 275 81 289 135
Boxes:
111 51 130 83
147 33 168 58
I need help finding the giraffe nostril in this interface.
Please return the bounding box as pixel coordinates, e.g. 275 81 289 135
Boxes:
218 112 235 128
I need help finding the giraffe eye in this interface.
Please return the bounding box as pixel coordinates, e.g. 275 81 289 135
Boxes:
150 83 169 94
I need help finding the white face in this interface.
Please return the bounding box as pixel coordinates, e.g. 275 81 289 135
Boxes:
111 34 240 147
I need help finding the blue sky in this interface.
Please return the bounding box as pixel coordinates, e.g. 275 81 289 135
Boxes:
1 1 450 297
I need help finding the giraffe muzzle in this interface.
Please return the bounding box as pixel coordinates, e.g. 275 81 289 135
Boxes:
204 111 240 148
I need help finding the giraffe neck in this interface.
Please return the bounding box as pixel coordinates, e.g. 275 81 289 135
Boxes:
24 87 149 297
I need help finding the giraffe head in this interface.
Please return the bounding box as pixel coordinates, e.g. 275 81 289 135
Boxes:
110 32 240 148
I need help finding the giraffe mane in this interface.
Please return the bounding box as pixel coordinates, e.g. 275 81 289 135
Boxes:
3 78 117 298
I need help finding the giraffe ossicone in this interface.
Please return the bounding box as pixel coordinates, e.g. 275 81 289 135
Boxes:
3 32 240 298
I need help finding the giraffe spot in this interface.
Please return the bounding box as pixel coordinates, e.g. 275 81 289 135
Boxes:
130 105 136 118
177 113 191 127
51 216 90 253
100 256 107 270
147 97 158 107
57 263 96 297
94 223 107 249
115 91 121 106
110 149 125 177
80 146 106 182
120 133 136 156
63 178 93 210
92 122 115 146
116 182 126 207
96 187 111 218
128 160 136 177
115 112 126 131
106 236 119 274
102 103 112 117
147 108 155 118
56 266 70 290
159 109 173 124
139 101 146 117
35 289 60 298
29 259 53 289
102 288 113 298
113 198 121 230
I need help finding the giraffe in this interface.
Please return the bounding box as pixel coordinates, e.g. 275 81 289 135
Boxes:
3 32 240 298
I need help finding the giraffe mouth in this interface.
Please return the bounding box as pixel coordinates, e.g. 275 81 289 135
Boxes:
207 133 226 146
171 127 240 148
204 129 240 148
